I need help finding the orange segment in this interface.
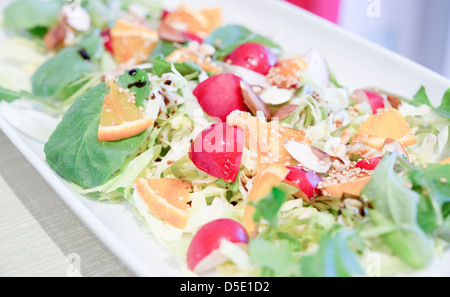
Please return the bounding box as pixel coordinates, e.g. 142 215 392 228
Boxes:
353 108 417 150
200 7 222 33
110 19 159 66
166 47 220 74
98 78 153 142
165 4 221 37
243 164 289 234
227 111 311 167
323 176 371 197
266 58 308 89
134 178 192 229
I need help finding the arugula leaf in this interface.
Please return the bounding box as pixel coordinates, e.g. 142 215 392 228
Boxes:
439 89 450 112
31 30 104 98
250 187 287 226
249 238 300 277
150 57 202 79
4 0 62 30
413 86 433 108
116 69 151 107
149 40 178 60
204 25 281 60
409 163 450 232
301 229 364 277
361 153 434 269
0 87 23 103
44 70 151 189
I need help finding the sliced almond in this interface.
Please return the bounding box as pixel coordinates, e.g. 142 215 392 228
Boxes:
61 4 91 32
240 80 271 120
272 104 299 120
259 86 294 105
387 94 402 109
381 138 410 161
284 140 331 173
216 62 272 89
158 20 186 43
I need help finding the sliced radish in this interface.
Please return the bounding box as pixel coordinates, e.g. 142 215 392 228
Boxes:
183 32 203 43
187 219 249 274
355 157 382 171
285 166 322 199
301 48 330 88
226 42 278 75
189 122 244 182
100 27 113 54
193 73 250 122
353 89 385 114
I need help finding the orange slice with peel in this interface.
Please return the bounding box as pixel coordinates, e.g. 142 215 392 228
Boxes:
266 58 308 89
98 78 153 142
323 176 371 197
134 178 192 229
166 47 221 75
164 4 221 37
227 111 311 167
353 108 417 150
242 164 289 234
110 19 159 66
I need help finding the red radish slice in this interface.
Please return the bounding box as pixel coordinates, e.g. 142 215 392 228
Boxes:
285 166 322 199
226 42 278 75
187 219 249 274
189 122 244 182
193 73 250 122
355 157 382 170
183 32 203 43
353 89 385 114
161 9 170 20
100 28 113 54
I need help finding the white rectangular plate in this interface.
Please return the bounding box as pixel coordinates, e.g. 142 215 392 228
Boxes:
1 0 449 277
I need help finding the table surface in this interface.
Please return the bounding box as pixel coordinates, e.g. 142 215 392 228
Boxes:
0 130 134 277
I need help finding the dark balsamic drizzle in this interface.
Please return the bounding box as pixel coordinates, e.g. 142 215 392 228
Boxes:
127 80 148 89
78 48 91 61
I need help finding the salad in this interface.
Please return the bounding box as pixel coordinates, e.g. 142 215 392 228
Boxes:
1 0 449 277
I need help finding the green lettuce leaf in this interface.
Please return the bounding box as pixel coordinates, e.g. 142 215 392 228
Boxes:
4 0 62 30
361 153 434 269
250 187 287 226
31 30 104 98
249 238 300 277
301 229 364 277
204 25 281 61
150 57 202 79
44 69 151 189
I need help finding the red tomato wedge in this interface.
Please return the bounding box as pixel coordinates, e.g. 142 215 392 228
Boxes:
284 166 322 199
193 73 250 122
189 122 245 182
226 42 278 75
